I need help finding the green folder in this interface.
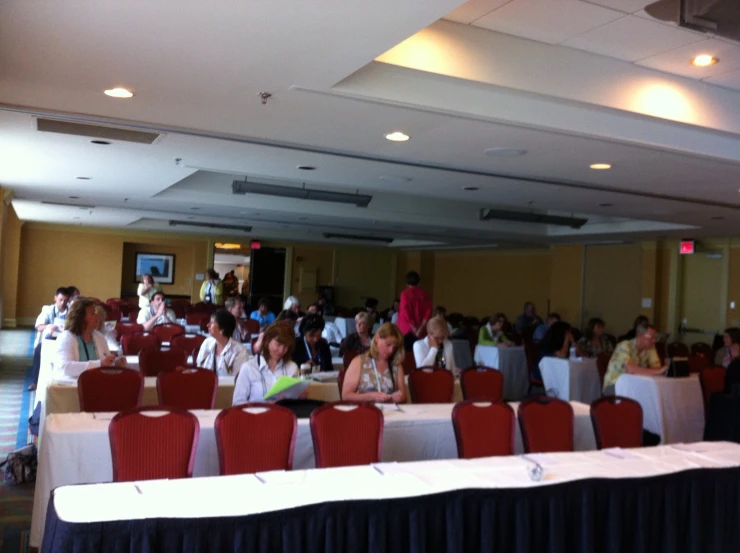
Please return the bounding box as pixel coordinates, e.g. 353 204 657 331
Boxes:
264 376 311 400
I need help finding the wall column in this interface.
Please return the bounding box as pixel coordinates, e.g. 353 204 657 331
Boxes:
549 244 584 328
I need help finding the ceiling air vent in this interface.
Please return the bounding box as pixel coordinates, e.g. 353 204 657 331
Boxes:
40 200 96 209
479 208 588 229
36 118 161 144
645 0 740 41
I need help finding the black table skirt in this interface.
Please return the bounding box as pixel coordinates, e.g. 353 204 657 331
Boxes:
704 394 740 443
42 467 740 553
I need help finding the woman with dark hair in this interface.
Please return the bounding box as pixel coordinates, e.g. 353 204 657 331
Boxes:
577 317 613 358
199 268 223 305
536 321 575 380
292 314 333 372
233 322 299 404
398 271 432 351
196 308 248 377
342 322 407 403
54 297 127 378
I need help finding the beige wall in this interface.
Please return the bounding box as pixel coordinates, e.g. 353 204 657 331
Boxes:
1 203 23 327
433 248 551 319
332 247 396 310
549 245 584 328
289 244 336 308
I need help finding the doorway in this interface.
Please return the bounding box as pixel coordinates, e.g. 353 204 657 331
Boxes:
678 249 728 345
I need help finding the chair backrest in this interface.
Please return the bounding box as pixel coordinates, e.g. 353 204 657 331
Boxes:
655 341 667 365
157 368 218 409
590 396 643 449
518 396 574 453
138 347 188 377
337 369 346 399
151 323 185 343
78 368 144 412
246 319 260 335
109 407 199 482
185 312 211 326
170 301 191 318
408 367 455 403
215 403 297 475
699 366 727 410
402 350 416 373
170 334 206 357
343 349 359 369
116 323 145 342
688 354 709 374
691 342 713 358
524 341 541 382
596 351 611 389
310 402 383 468
452 400 515 458
460 366 503 402
666 341 690 358
121 332 161 355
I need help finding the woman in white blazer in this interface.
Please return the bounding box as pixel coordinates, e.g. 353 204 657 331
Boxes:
413 316 457 375
54 297 128 379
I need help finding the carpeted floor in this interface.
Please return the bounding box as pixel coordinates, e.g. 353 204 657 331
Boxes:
0 330 36 553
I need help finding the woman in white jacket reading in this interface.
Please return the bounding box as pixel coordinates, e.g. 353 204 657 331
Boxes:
413 316 457 376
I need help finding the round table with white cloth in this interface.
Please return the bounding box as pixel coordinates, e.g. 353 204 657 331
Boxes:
539 357 601 404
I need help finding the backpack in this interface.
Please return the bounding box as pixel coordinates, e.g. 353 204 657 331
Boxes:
0 443 37 484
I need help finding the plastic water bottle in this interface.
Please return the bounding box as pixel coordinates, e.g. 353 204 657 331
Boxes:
569 345 576 359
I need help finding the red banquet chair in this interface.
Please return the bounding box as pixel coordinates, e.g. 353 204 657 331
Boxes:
170 301 191 319
171 334 206 357
109 406 199 482
115 322 144 343
186 312 211 326
342 349 359 370
408 367 454 403
596 351 611 391
121 332 161 355
310 402 383 468
78 368 144 412
688 354 709 374
246 319 260 335
590 396 643 449
700 366 727 411
452 400 515 459
460 366 503 402
402 351 416 373
157 367 218 409
518 396 574 453
151 323 185 343
138 347 188 377
215 403 297 475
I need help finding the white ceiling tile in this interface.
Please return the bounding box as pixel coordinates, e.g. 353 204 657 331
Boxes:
473 0 624 44
562 15 704 62
704 70 740 92
636 38 740 78
581 0 657 14
444 0 513 24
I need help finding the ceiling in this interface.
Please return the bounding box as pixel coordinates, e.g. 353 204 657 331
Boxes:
2 0 740 249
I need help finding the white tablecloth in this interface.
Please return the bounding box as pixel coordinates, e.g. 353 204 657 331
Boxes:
452 340 473 369
473 345 528 401
615 374 705 444
49 441 740 526
540 357 601 404
30 401 596 547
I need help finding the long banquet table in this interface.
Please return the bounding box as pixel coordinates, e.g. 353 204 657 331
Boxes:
42 441 740 553
30 401 596 548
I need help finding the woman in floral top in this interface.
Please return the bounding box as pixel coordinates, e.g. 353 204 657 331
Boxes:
577 318 613 358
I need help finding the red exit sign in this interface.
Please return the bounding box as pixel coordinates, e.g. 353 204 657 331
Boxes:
680 240 695 255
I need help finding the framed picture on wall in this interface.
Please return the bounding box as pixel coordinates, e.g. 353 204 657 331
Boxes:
135 253 175 284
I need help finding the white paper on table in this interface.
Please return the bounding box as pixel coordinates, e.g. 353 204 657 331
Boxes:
521 453 559 466
601 448 643 460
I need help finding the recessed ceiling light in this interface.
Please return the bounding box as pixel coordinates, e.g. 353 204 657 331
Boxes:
91 140 111 145
462 186 479 191
68 195 80 199
484 148 527 157
297 165 316 171
385 131 410 142
104 87 134 98
590 163 612 170
76 176 91 180
379 175 412 183
599 203 613 207
691 55 718 67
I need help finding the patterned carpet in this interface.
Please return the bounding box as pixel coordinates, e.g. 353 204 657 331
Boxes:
0 330 36 553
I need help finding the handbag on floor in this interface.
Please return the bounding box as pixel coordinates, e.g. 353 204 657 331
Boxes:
0 443 37 484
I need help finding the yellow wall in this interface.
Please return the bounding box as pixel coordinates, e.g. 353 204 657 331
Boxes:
1 203 23 327
549 245 584 328
289 244 336 308
433 248 551 319
332 247 397 309
121 242 201 298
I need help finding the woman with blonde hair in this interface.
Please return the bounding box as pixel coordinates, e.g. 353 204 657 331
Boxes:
342 322 406 403
232 322 299 404
136 273 161 309
413 316 457 374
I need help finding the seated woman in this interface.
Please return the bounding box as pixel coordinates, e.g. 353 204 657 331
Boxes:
196 309 249 377
342 322 407 403
536 321 574 380
55 297 127 378
252 309 297 354
233 322 299 404
478 313 513 346
94 305 119 352
413 316 458 375
715 327 740 368
577 317 613 358
339 311 374 356
292 314 333 372
136 273 161 309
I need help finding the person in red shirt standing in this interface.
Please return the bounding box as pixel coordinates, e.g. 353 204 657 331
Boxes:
397 271 433 351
